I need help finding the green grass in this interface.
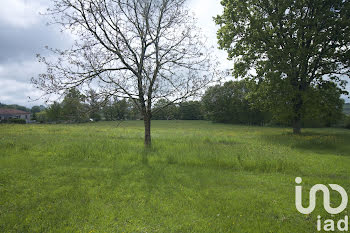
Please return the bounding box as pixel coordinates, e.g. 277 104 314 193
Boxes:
0 121 350 232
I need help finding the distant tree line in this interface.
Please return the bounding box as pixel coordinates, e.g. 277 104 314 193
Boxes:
36 80 346 128
344 103 350 115
202 81 269 125
202 80 346 128
0 103 29 112
35 89 140 123
157 80 347 128
2 81 349 128
345 103 350 129
35 88 205 123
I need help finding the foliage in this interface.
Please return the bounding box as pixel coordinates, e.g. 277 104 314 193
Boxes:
152 99 179 120
152 100 204 120
215 0 350 133
31 106 42 114
302 83 345 127
103 99 129 121
36 111 48 123
1 121 350 232
4 118 27 124
345 115 350 129
86 90 102 121
202 80 269 125
248 81 345 127
46 102 63 122
31 105 46 121
125 100 142 120
178 101 204 120
61 88 89 123
0 103 30 112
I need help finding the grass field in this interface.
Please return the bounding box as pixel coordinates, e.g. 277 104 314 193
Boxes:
1 121 350 232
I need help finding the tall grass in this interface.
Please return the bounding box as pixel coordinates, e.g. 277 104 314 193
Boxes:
0 121 349 232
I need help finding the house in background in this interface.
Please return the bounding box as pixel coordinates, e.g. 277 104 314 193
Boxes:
0 109 31 123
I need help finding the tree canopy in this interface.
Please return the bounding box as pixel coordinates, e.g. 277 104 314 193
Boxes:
215 0 350 133
202 80 268 125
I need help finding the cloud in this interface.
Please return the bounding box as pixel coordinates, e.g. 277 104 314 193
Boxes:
188 0 233 70
0 0 45 28
0 2 73 64
0 79 43 107
0 0 232 107
0 0 73 107
0 22 71 63
0 0 348 107
0 60 45 82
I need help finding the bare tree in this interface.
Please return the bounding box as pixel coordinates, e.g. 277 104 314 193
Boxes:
32 0 220 146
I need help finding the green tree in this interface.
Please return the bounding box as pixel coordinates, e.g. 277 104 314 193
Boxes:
247 79 345 127
215 0 350 134
345 115 350 129
0 103 30 112
46 102 62 122
102 100 116 121
61 88 88 122
152 99 179 120
103 98 128 121
202 80 268 125
36 111 48 123
178 101 203 120
31 106 42 121
303 83 345 127
86 90 102 121
125 99 142 120
115 99 128 120
31 106 41 114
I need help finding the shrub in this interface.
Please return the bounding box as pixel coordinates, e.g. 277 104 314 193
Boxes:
36 111 48 123
9 119 26 124
345 115 350 129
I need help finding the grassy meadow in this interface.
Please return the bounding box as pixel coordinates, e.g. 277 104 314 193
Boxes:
0 121 350 232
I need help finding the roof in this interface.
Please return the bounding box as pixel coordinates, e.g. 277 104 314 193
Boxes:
0 109 31 115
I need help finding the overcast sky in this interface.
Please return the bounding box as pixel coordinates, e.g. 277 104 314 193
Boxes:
0 0 232 107
0 0 348 107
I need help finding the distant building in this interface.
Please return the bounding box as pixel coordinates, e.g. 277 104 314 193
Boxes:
0 109 31 123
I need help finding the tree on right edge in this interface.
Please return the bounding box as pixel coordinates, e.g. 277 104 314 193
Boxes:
215 0 350 134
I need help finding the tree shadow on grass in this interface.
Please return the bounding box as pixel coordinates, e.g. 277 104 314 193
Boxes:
260 131 350 156
140 145 161 166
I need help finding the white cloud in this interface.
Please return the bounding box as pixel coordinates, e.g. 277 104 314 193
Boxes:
188 0 233 71
0 79 43 107
0 0 72 107
0 60 44 81
0 60 46 106
1 0 345 107
0 0 45 28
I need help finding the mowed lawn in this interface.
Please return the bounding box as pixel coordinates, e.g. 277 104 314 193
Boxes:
1 121 350 232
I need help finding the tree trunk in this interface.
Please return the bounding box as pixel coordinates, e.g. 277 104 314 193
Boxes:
144 113 151 146
293 117 302 134
292 93 303 134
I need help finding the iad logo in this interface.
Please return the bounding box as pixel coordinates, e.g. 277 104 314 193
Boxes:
295 177 348 215
295 177 349 232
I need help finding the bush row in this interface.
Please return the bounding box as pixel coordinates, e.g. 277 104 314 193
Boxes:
0 119 26 124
